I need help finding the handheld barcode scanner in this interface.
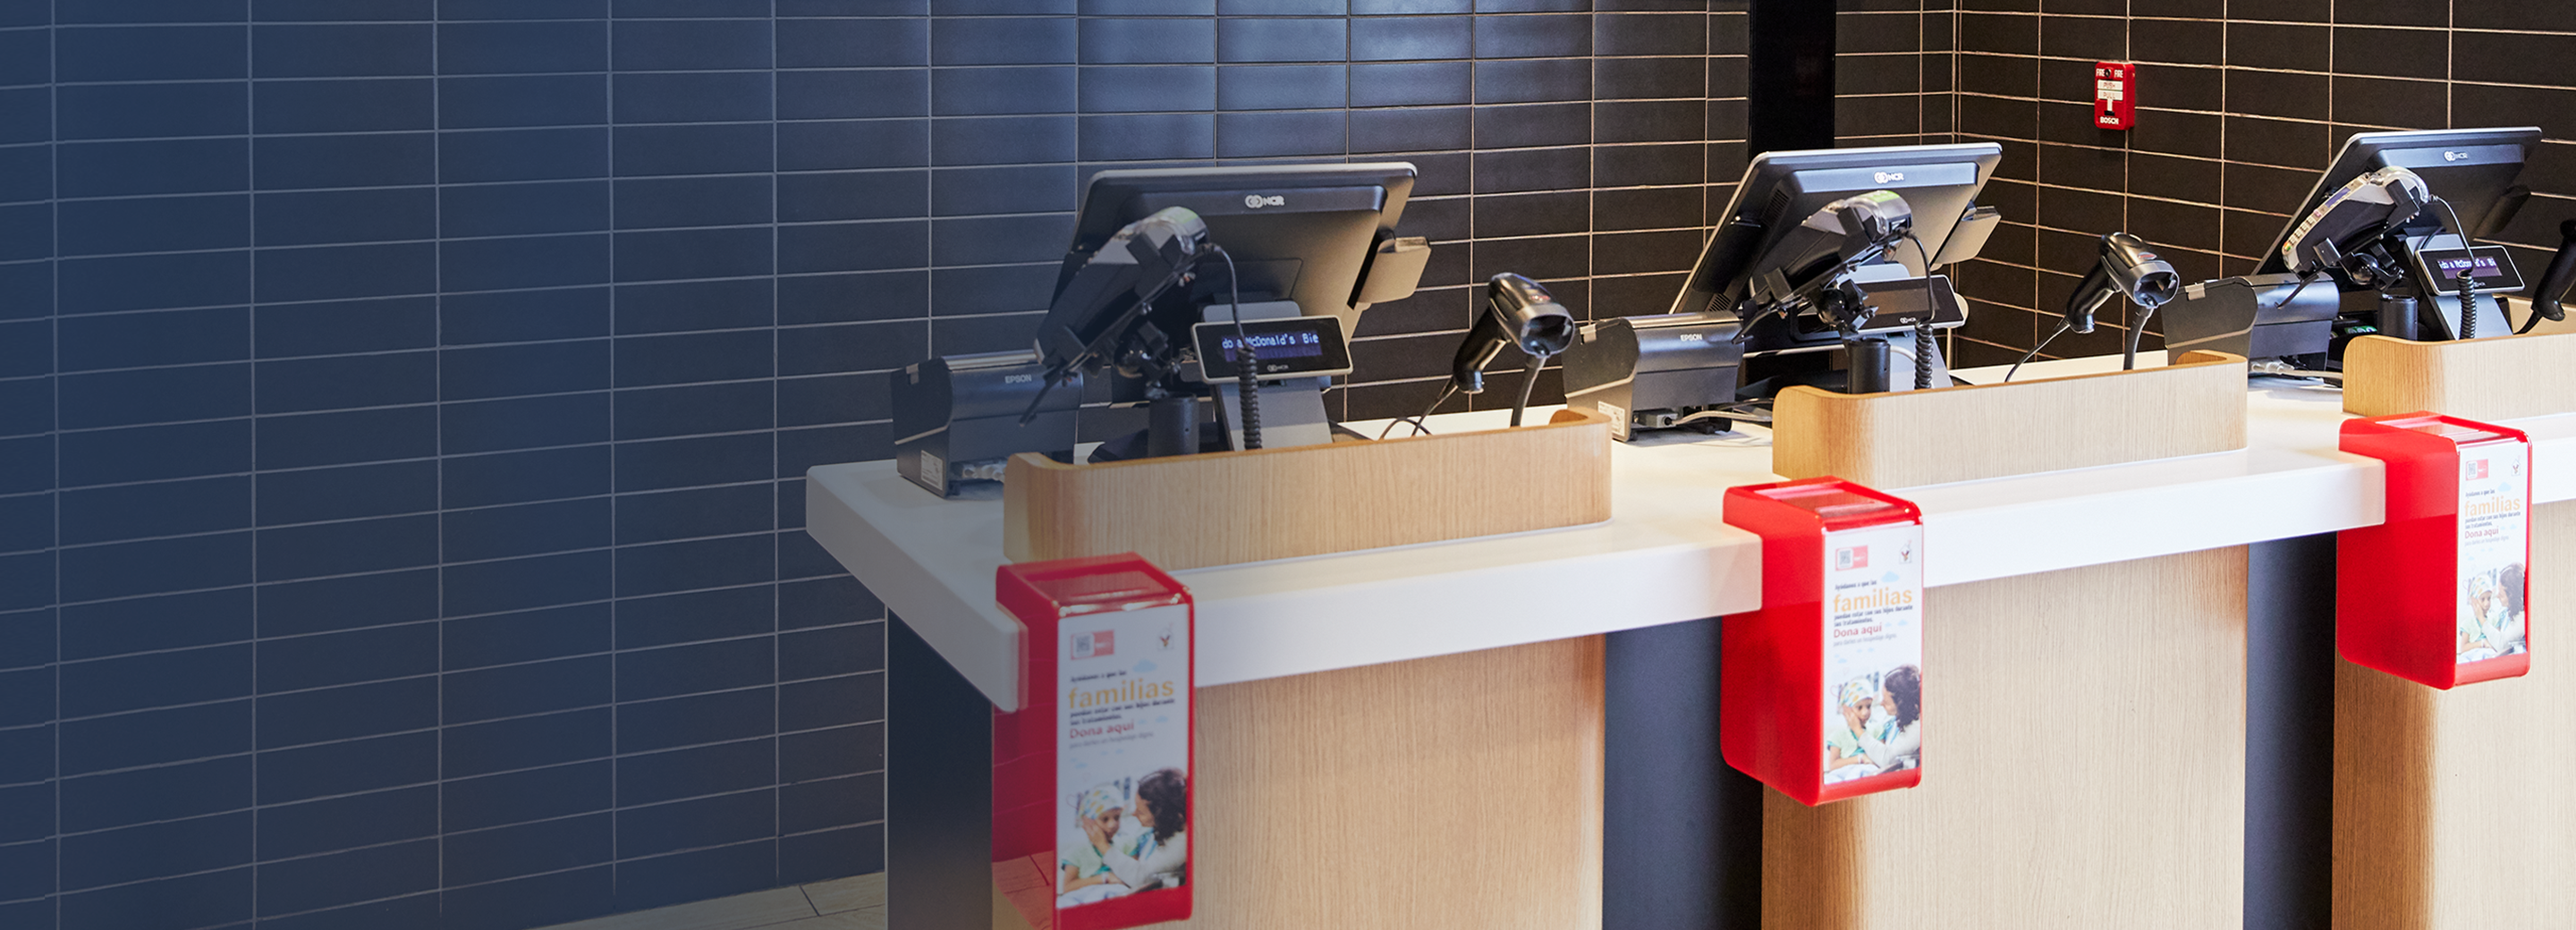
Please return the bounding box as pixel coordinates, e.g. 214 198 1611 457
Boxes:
2064 233 2179 334
1448 273 1576 426
2063 232 2180 370
2526 219 2576 326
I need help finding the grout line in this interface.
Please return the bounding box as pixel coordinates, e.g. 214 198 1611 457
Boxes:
47 0 61 914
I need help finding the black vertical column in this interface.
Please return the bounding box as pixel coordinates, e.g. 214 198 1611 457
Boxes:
1602 618 1765 930
1597 8 1840 921
888 615 996 930
1747 0 1838 155
2244 536 2335 930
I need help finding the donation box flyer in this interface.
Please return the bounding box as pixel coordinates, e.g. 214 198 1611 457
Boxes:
1820 521 1925 790
993 555 1195 930
2454 442 2529 673
1053 601 1193 919
2336 413 2533 689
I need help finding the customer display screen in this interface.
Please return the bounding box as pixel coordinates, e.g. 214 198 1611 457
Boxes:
1192 317 1353 380
2414 245 2523 292
1216 328 1326 362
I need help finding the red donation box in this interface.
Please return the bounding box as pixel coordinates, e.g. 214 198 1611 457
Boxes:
1722 478 1927 806
992 554 1196 929
2339 413 2532 689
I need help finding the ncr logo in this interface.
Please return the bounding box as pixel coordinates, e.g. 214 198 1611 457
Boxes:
1873 171 1905 184
2445 150 2470 162
1243 194 1285 208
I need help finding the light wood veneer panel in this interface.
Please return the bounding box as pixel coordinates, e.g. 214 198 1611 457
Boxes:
1004 410 1612 571
1766 546 2249 929
983 638 1606 929
1174 636 1603 930
2343 332 2576 420
2333 500 2576 930
1771 350 2247 488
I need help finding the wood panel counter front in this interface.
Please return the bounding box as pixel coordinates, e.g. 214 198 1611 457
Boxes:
989 637 1605 930
1759 352 2251 929
809 353 2576 930
1765 547 2248 929
2329 330 2576 927
2333 501 2576 929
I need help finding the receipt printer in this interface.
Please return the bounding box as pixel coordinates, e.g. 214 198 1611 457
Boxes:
2160 273 2343 363
892 350 1080 498
1562 312 1745 442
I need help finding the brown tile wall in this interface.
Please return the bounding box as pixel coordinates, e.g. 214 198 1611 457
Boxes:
1843 0 2576 366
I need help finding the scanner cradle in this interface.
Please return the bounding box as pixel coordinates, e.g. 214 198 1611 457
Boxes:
1563 143 2001 441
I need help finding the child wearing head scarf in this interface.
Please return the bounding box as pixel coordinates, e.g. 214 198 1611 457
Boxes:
1059 781 1135 902
1825 676 1884 783
2460 571 2517 662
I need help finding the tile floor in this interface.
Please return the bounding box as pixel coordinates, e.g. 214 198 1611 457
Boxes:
534 873 885 930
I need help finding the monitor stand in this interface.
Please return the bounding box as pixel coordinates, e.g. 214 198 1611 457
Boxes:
1213 376 1333 450
1737 327 1951 399
1201 300 1335 452
1087 395 1232 464
1086 300 1341 462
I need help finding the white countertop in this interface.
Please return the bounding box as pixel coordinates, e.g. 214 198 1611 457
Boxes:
807 351 2576 709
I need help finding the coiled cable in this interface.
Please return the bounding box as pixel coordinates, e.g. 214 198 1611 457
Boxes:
1907 232 1939 390
1211 245 1261 450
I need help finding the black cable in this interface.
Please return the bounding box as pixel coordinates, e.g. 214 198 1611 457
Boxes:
2269 270 2320 309
2459 277 2479 340
1906 232 1937 390
1382 383 1455 440
2436 205 2543 334
2429 198 2482 342
2511 269 2544 334
1914 317 1934 389
1509 354 1542 427
2122 308 2154 371
2005 320 2070 384
1210 245 1260 450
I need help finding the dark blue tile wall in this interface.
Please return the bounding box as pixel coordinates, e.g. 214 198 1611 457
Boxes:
0 1 1751 927
5 3 902 927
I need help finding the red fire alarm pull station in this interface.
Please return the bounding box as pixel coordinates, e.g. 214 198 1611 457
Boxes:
2095 61 2136 130
2337 413 2531 689
1721 478 1925 807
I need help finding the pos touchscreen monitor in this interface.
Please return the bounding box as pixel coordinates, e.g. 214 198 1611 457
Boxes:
1667 143 2004 324
2254 126 2542 278
1037 163 1417 459
1055 163 1419 334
